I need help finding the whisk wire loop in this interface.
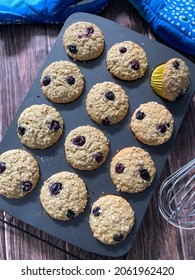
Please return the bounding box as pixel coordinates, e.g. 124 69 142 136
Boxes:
158 158 195 229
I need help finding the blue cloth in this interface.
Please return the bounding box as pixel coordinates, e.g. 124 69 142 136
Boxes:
0 0 110 24
128 0 195 55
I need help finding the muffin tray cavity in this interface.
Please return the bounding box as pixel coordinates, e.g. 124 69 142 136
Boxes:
0 13 195 257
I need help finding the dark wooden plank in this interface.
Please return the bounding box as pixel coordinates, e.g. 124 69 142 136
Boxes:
2 214 70 260
0 0 194 260
0 212 7 259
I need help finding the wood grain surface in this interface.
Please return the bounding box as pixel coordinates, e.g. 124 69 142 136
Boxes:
0 0 194 260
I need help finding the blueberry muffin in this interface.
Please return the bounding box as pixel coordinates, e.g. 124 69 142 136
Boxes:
89 195 135 245
40 60 84 103
150 58 190 101
106 41 148 81
17 104 64 149
64 125 109 170
130 101 174 146
110 146 156 193
63 21 105 61
0 149 39 199
40 171 88 221
86 81 129 125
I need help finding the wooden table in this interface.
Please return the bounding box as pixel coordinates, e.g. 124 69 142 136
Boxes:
0 0 194 260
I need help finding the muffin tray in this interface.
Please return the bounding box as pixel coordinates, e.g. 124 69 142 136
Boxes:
0 13 195 258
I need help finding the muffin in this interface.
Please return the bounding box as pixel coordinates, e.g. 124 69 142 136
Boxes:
89 195 135 245
106 40 148 81
86 81 129 125
130 101 174 146
64 125 109 170
40 60 84 103
40 171 88 221
63 21 104 61
110 146 156 193
150 58 190 101
17 104 64 149
0 149 39 199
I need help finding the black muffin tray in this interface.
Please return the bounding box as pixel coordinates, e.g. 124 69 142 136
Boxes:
0 13 195 258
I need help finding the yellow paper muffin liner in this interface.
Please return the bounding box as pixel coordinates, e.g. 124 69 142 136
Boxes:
150 63 165 98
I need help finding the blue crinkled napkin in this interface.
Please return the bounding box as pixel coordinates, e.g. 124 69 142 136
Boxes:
0 0 110 24
128 0 195 55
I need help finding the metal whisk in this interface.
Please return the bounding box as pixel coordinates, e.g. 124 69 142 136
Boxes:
158 158 195 229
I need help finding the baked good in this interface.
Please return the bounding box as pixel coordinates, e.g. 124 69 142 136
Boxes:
64 125 109 170
62 21 104 61
0 149 39 199
17 104 64 149
40 171 88 221
40 60 84 103
110 146 156 193
106 40 148 81
86 81 129 125
150 58 190 101
130 101 174 146
89 194 135 245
